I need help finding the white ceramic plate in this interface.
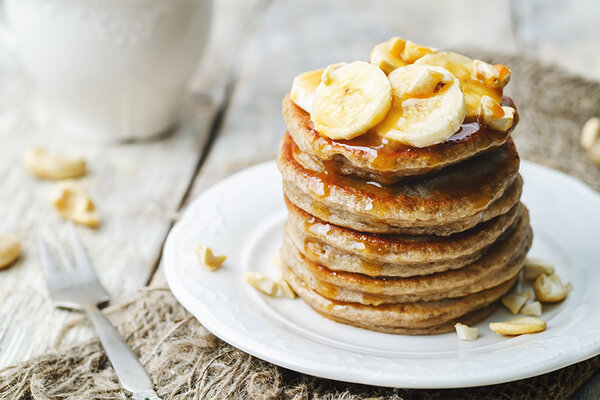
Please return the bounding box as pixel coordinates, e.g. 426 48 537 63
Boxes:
164 160 600 389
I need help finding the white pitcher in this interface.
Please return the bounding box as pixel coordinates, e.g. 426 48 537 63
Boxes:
2 0 212 141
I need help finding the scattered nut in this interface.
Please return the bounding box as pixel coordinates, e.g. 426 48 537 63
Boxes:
244 272 279 296
0 235 21 269
581 117 600 165
472 60 511 88
196 245 226 271
50 181 100 228
520 301 542 317
523 257 555 280
489 317 546 336
24 147 86 180
534 273 569 303
501 290 530 314
454 322 479 341
480 95 515 131
278 278 297 299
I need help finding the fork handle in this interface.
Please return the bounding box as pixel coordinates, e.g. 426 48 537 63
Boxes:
83 303 158 397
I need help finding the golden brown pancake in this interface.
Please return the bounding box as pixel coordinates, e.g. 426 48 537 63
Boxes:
285 196 521 276
279 132 522 235
281 206 531 304
283 265 514 335
283 94 518 184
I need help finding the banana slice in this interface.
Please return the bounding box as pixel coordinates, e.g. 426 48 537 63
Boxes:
311 61 391 140
370 37 436 74
376 65 466 147
290 68 324 113
415 52 506 118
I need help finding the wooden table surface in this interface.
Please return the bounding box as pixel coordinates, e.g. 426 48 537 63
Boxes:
1 0 599 395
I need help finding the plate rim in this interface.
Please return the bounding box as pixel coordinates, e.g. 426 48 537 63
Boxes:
164 159 600 389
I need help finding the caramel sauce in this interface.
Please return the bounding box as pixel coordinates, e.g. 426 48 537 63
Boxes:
286 194 514 254
358 260 384 276
286 133 519 215
313 274 386 306
310 203 331 218
308 262 401 293
303 235 382 276
292 96 517 174
315 280 339 299
327 118 506 172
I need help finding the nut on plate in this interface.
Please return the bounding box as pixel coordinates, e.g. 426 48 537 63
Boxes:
490 317 546 336
277 278 297 299
244 272 279 296
24 147 86 180
0 234 21 269
50 181 100 228
523 257 555 280
534 273 569 303
520 301 542 317
501 290 530 314
244 272 297 298
196 245 226 271
454 323 479 341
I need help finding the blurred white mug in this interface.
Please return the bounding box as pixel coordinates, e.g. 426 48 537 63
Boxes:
2 0 212 141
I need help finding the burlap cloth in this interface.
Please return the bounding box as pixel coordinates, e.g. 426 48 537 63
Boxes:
1 54 599 400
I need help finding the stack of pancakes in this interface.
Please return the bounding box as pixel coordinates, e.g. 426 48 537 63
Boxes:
277 68 532 336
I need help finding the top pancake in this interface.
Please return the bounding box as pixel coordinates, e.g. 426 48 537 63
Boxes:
283 95 518 184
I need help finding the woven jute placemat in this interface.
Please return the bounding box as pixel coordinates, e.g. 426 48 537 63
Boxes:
1 54 599 400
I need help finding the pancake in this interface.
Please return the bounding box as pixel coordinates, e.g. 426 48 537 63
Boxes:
315 303 500 335
285 196 521 276
283 265 514 334
279 132 522 235
283 94 518 184
281 206 531 304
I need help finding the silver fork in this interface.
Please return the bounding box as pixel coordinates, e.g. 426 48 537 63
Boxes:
37 223 161 400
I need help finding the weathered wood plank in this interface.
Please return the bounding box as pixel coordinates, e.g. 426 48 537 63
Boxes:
0 76 212 366
0 0 266 367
